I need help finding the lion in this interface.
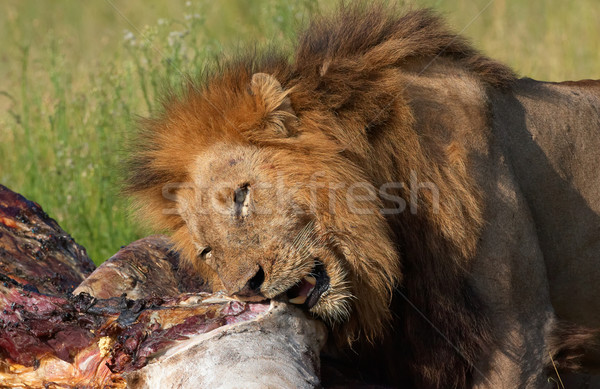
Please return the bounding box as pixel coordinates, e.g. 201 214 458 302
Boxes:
125 4 600 388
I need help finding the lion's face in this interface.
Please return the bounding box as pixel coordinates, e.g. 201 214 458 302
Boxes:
128 71 401 341
177 144 352 323
175 142 399 340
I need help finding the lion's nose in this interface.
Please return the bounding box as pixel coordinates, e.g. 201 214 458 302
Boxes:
234 265 265 298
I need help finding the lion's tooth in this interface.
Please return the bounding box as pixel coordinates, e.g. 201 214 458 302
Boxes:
304 275 316 286
289 295 307 305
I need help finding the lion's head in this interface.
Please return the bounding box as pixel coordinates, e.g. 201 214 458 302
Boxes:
126 5 513 346
126 70 400 342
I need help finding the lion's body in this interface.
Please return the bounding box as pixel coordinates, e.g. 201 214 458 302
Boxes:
126 5 600 388
495 79 600 327
386 66 600 387
478 79 600 387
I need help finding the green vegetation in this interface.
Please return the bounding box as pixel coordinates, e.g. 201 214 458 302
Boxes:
1 0 598 264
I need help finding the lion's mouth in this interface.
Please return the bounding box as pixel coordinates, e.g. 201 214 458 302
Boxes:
287 260 330 309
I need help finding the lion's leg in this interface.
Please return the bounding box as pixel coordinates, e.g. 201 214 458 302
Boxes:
470 311 557 389
469 155 557 388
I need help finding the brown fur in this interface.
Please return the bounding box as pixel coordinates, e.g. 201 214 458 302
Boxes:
125 4 598 388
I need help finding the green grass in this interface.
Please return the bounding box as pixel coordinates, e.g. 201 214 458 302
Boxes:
0 0 598 264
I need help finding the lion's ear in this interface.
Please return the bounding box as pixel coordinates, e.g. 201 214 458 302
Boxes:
250 73 296 136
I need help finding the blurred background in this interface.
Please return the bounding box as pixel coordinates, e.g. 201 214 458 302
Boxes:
1 0 598 264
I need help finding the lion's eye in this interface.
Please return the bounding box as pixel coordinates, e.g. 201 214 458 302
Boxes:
200 246 212 258
234 183 250 218
234 184 249 203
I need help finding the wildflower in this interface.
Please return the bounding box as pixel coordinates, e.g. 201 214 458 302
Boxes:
123 30 136 46
123 30 134 42
167 30 188 47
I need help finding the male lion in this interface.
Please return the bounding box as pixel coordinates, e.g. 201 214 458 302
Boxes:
125 4 600 388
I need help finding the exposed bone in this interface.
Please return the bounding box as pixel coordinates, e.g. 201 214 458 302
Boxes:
127 301 326 389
